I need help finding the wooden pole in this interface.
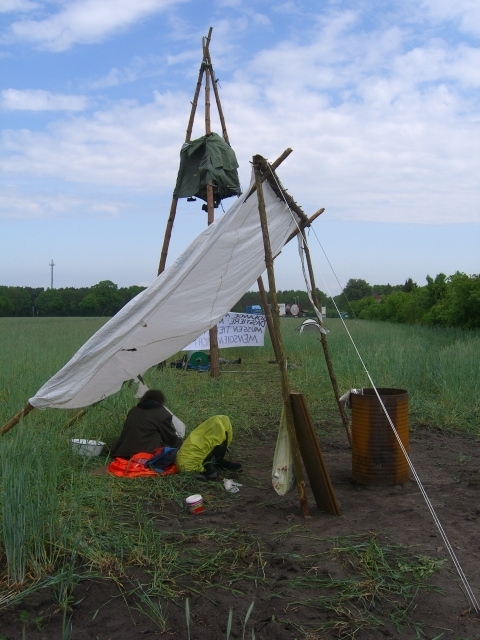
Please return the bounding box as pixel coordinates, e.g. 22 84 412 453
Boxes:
270 148 293 171
253 156 309 517
205 48 229 144
300 230 352 446
257 275 281 362
158 197 179 275
204 37 220 379
1 403 34 436
257 154 350 444
185 28 211 143
245 148 293 201
157 32 211 276
284 208 324 245
253 156 310 225
65 408 87 430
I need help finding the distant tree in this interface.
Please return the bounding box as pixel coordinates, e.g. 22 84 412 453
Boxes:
372 283 403 296
1 286 33 315
426 273 447 306
78 293 101 315
59 287 89 315
80 280 124 316
0 295 14 316
35 289 66 316
349 296 378 319
119 285 146 307
424 272 480 329
402 278 417 293
342 279 372 301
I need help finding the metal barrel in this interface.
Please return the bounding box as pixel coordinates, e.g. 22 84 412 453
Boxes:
351 388 409 486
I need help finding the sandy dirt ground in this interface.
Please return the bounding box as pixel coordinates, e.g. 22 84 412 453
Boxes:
1 423 480 639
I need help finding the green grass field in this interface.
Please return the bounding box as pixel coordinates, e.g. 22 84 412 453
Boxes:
2 316 479 436
0 316 478 635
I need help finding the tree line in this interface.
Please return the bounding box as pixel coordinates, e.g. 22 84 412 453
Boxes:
0 282 328 318
343 274 480 330
0 281 145 317
3 274 478 329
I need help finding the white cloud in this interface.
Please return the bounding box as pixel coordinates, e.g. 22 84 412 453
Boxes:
420 0 480 36
273 3 300 15
1 10 479 226
0 92 186 186
9 0 189 51
1 88 88 111
0 187 126 219
0 0 38 13
88 55 165 89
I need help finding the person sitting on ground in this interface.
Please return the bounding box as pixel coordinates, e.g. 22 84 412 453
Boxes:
111 389 183 459
176 415 242 479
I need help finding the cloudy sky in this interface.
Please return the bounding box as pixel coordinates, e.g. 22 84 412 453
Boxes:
1 0 479 294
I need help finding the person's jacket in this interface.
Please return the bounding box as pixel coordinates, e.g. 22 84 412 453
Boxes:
111 400 183 459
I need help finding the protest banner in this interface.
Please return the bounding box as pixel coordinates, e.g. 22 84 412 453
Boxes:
183 312 267 350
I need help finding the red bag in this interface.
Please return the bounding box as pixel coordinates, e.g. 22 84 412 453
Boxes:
108 451 177 478
108 452 157 477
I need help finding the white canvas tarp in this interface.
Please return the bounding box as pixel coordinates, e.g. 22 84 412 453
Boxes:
30 178 299 409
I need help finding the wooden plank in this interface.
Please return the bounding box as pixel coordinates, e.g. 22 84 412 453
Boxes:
290 392 341 516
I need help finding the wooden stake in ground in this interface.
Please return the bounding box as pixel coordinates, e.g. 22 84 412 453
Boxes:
253 155 309 517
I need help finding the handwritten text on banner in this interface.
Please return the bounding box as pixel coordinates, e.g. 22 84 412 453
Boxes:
182 312 267 350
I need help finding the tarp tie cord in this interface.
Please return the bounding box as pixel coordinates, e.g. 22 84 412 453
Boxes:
266 162 480 613
307 225 360 322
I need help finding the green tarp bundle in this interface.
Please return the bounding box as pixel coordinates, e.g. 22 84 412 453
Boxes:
173 132 241 204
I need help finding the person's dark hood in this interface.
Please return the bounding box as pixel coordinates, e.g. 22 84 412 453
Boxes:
137 399 163 410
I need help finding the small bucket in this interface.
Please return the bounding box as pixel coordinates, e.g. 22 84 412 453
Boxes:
186 494 204 514
71 439 105 457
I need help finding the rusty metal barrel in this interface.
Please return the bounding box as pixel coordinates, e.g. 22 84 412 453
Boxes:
351 388 409 486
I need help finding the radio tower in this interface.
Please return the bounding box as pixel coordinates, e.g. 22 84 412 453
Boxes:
49 259 55 289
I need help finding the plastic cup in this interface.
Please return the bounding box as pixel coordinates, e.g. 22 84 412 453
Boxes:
186 494 204 514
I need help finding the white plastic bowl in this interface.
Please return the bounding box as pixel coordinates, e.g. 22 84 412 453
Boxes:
71 438 105 457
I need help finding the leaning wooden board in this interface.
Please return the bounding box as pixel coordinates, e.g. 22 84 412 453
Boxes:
290 392 341 516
